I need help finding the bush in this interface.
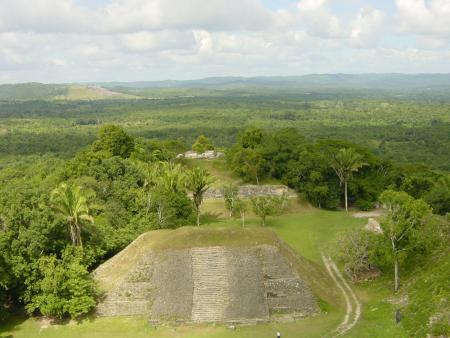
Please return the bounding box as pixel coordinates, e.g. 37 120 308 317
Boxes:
24 247 97 319
335 229 379 281
355 199 374 211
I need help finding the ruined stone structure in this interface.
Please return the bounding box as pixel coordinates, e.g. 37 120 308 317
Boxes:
203 185 297 199
178 150 224 160
95 244 318 324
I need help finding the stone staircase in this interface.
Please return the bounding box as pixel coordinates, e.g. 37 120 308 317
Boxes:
258 245 317 320
191 247 230 322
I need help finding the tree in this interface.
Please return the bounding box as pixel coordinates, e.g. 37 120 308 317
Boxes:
50 183 94 247
229 147 265 184
137 162 193 229
223 183 239 217
425 175 450 215
192 135 214 154
336 229 377 281
0 255 10 322
331 148 366 211
379 190 432 292
185 167 215 226
24 247 97 319
92 125 135 158
233 198 247 227
251 194 286 226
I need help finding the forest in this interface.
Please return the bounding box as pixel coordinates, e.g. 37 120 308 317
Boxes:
0 87 449 337
0 95 449 170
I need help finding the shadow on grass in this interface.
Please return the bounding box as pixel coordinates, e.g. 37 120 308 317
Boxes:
0 315 27 338
200 211 222 224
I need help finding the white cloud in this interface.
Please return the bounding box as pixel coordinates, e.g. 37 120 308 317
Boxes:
0 0 449 82
0 0 272 34
0 0 91 33
296 0 346 38
121 31 196 52
395 0 450 38
100 0 271 33
351 7 385 47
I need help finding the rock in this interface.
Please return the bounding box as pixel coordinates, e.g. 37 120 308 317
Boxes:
365 218 383 234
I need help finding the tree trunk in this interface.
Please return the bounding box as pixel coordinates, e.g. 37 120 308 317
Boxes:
394 258 399 292
241 212 245 227
391 236 399 292
262 215 266 226
196 208 200 226
344 181 348 212
256 174 259 185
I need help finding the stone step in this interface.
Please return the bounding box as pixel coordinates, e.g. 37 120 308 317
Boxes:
191 246 230 322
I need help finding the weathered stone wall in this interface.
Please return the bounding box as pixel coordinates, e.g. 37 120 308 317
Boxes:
95 245 318 324
178 150 225 160
203 185 297 199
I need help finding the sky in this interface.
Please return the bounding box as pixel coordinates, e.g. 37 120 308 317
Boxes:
0 0 449 83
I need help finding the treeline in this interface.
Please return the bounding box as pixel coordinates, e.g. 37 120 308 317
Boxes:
1 97 449 169
0 126 211 321
227 127 450 214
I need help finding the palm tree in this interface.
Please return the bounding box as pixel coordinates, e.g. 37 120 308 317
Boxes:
158 162 185 193
50 183 94 247
331 148 366 212
185 167 215 226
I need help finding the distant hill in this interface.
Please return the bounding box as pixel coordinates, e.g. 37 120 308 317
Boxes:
2 74 450 100
0 83 137 101
96 73 450 90
0 83 67 100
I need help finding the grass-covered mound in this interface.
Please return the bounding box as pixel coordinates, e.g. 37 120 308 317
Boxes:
94 226 335 324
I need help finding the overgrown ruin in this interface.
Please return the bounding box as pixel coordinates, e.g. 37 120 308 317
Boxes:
94 228 319 324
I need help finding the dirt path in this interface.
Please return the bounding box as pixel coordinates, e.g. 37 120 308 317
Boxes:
321 254 361 337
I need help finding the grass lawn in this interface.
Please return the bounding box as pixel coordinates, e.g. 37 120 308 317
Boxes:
0 207 408 337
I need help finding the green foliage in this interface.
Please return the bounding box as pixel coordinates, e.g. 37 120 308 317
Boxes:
23 247 96 319
192 135 214 153
331 147 367 211
233 198 248 227
50 183 94 247
0 97 448 170
136 162 194 229
185 167 215 226
402 252 450 337
425 175 450 215
93 125 135 158
335 229 378 281
228 146 266 184
251 194 287 226
0 254 11 322
223 183 239 217
378 190 433 291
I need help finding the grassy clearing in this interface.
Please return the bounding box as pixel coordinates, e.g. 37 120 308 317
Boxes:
0 313 343 338
60 86 137 100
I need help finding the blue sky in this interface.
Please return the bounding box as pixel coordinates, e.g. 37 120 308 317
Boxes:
0 0 449 83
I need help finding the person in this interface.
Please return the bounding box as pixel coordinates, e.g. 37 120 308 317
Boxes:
277 332 281 338
395 309 402 324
